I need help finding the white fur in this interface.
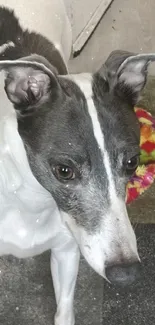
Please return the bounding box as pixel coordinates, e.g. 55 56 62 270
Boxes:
0 70 78 325
0 41 15 55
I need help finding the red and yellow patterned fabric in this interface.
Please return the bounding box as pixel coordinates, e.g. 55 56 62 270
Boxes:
126 107 155 204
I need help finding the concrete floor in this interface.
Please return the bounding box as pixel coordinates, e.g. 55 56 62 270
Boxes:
69 0 155 74
1 226 155 325
0 0 155 324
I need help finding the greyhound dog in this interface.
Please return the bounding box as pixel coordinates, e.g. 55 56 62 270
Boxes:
0 5 155 325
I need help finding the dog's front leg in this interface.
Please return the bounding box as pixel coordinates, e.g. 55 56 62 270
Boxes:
51 241 80 325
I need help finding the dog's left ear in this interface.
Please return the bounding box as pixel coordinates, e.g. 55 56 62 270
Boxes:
0 55 60 111
100 50 155 104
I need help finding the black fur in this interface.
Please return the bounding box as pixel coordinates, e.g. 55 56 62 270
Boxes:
0 6 67 74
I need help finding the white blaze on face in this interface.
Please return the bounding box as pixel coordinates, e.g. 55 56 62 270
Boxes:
71 73 117 204
87 97 118 203
67 73 139 276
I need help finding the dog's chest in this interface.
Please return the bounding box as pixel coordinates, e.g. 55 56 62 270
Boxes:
0 111 64 257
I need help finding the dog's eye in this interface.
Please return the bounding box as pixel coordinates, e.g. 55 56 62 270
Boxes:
126 155 139 173
53 165 75 181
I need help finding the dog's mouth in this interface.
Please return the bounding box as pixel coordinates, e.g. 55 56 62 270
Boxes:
62 209 140 287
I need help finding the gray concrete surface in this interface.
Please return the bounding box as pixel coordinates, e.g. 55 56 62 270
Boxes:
0 0 155 324
102 225 155 325
0 254 103 325
69 0 155 73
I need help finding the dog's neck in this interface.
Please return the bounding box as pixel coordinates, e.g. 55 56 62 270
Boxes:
0 74 68 257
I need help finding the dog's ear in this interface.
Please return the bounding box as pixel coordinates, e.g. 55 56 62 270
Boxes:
0 55 60 112
100 50 155 104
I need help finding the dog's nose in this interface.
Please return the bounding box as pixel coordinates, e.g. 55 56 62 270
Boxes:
105 261 141 286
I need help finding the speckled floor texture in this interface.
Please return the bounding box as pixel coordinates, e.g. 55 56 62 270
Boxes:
1 0 155 324
0 254 103 325
102 225 155 325
0 225 155 325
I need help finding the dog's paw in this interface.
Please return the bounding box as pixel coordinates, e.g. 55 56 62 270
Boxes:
54 310 75 325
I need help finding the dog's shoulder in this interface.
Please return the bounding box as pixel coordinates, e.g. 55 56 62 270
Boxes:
0 6 68 74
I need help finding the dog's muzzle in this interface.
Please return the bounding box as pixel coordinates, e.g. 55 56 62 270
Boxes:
105 261 141 286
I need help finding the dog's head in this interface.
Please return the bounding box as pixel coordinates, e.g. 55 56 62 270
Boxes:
1 51 155 285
